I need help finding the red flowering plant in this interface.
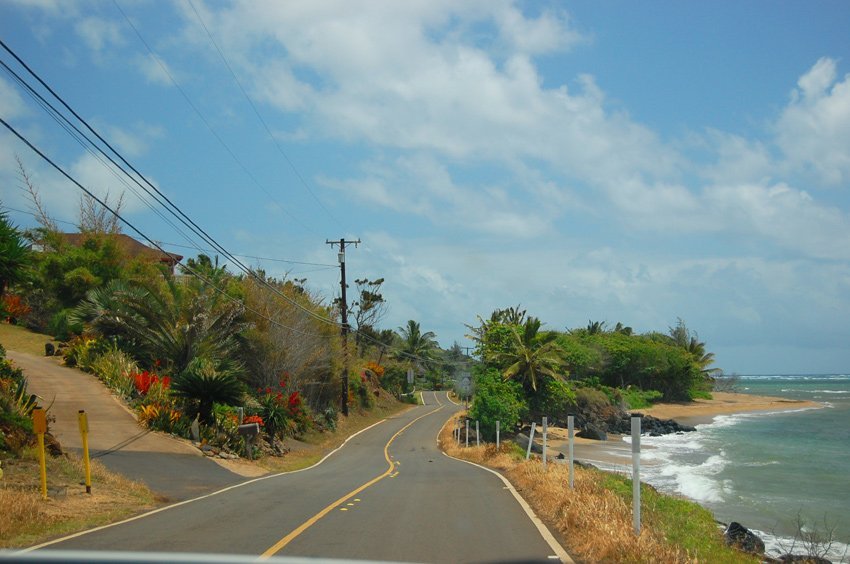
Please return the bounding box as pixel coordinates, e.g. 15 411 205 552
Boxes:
132 370 171 403
253 373 311 440
243 414 264 427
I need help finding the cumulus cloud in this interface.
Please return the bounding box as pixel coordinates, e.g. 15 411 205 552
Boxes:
0 76 27 119
775 57 850 186
135 54 176 86
74 16 124 53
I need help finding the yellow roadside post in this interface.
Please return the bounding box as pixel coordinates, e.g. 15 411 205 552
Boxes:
78 410 92 494
32 407 48 500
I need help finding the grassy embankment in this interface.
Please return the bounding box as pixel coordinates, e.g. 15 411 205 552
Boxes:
438 412 757 564
0 323 413 546
0 449 156 548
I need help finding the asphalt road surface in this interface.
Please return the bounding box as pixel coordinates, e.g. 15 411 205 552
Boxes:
28 391 569 563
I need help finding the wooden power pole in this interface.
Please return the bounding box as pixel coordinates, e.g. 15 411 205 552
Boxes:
326 238 360 416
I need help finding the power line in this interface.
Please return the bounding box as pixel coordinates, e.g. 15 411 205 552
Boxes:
184 0 345 231
111 0 319 237
0 38 338 328
0 116 330 340
0 42 470 371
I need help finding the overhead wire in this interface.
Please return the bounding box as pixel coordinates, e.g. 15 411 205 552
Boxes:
0 58 209 260
0 116 330 340
184 0 346 231
0 40 470 369
111 0 320 238
0 37 338 328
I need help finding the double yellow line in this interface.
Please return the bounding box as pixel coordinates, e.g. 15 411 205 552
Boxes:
261 403 444 557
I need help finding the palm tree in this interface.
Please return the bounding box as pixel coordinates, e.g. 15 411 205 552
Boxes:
394 320 438 370
668 318 720 375
171 357 243 424
71 275 246 377
493 317 568 392
0 210 31 297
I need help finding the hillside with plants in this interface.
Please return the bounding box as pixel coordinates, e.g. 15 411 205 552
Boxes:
0 186 458 462
466 306 721 438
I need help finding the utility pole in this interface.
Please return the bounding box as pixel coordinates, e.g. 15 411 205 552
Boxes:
326 238 360 416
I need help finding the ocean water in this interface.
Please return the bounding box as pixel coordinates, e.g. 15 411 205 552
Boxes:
635 375 850 562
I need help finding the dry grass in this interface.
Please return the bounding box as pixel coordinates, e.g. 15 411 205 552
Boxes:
0 448 157 548
0 323 58 357
439 413 757 564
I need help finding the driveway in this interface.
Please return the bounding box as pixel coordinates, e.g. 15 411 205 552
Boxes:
6 351 244 501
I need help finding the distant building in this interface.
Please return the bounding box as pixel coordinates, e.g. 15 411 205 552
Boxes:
59 233 183 273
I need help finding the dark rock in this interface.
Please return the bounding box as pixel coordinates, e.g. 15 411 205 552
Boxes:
577 424 607 441
574 459 597 470
777 554 831 563
515 433 542 453
44 343 55 356
724 521 765 555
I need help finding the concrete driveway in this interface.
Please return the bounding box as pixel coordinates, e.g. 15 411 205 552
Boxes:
6 351 244 501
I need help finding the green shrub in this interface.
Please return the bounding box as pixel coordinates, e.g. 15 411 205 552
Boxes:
688 389 713 400
62 335 107 370
88 346 138 398
622 388 663 409
171 358 244 424
530 377 576 420
48 309 83 341
469 367 528 441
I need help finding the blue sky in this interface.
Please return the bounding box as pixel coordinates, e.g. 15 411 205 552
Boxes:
1 1 849 374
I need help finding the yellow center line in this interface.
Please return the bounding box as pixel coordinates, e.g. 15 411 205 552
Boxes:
260 405 443 558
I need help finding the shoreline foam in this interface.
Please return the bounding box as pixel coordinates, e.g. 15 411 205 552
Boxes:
629 391 822 426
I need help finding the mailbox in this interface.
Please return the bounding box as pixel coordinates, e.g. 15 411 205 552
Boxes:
237 423 260 437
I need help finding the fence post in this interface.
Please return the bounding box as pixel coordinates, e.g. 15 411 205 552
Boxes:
568 415 574 489
525 422 536 460
632 416 641 536
496 420 500 449
465 419 469 448
542 416 548 470
476 421 480 447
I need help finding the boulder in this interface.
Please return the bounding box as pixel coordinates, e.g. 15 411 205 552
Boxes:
577 424 607 441
515 433 542 454
724 521 765 555
777 555 831 563
44 343 55 356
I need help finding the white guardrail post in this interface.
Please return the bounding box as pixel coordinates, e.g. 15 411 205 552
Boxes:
496 420 500 449
632 416 641 536
525 422 536 460
568 415 574 489
542 416 547 470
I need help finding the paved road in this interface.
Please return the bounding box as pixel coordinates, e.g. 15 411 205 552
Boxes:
29 391 569 563
7 351 242 500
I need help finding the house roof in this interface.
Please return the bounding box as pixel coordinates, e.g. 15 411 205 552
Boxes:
60 232 183 265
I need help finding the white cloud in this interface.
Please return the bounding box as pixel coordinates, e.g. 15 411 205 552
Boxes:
69 152 150 215
135 54 176 86
74 16 124 53
493 5 584 55
0 76 27 119
775 57 850 186
97 121 164 157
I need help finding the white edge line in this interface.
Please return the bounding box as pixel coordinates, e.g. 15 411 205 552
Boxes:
445 391 460 406
441 452 573 563
436 418 573 564
19 418 388 553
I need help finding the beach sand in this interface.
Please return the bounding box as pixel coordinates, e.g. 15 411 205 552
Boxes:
630 391 821 425
542 392 822 469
